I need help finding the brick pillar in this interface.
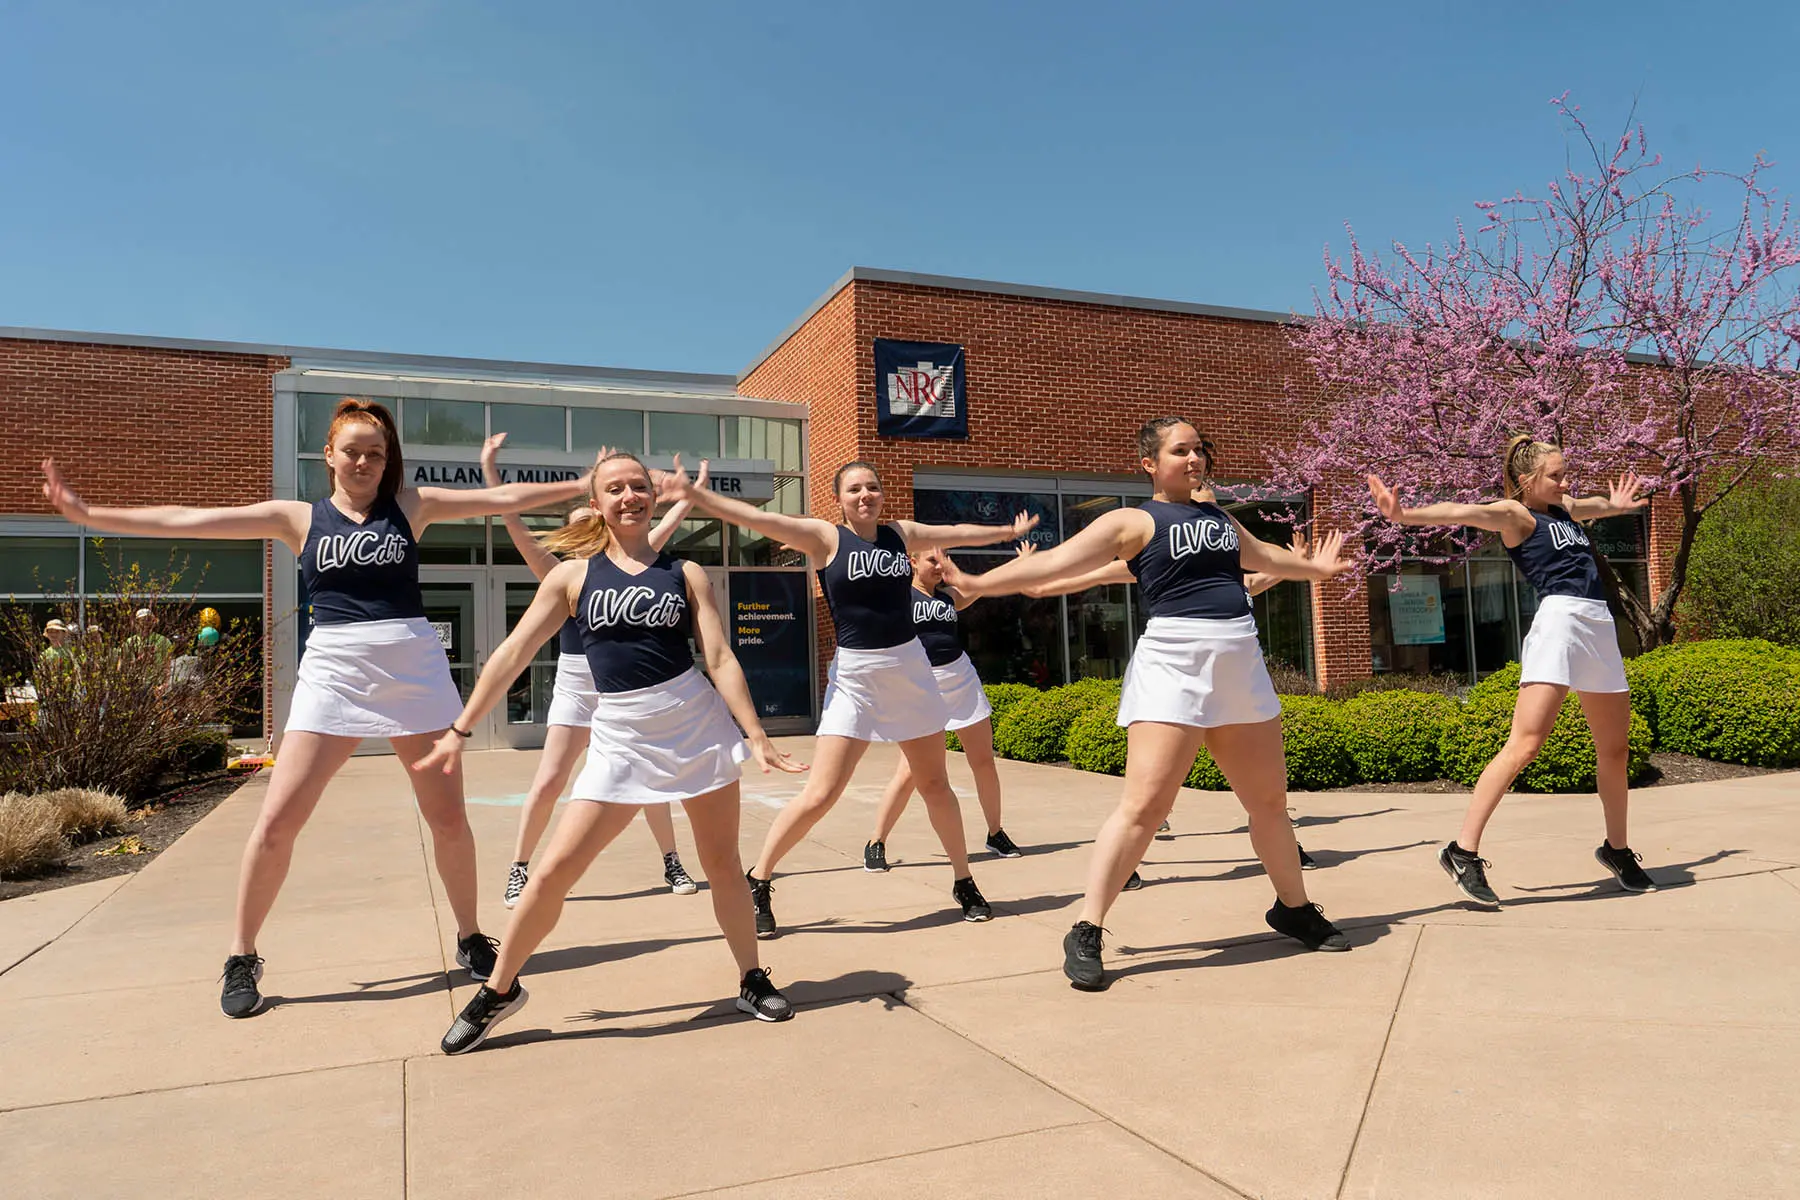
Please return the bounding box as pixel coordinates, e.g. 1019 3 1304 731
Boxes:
1312 573 1372 691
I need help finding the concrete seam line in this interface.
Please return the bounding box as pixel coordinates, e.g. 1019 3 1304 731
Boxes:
0 1057 411 1115
886 989 1259 1200
1334 923 1427 1200
413 803 457 1019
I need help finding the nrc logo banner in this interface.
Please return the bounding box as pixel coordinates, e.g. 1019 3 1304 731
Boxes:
875 338 968 440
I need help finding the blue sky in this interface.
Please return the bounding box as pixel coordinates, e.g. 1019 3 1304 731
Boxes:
3 1 1795 375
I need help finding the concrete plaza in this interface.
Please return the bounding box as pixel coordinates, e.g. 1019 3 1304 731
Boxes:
1 742 1795 1199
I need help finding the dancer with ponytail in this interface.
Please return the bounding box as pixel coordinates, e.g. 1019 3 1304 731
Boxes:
938 418 1355 990
418 450 805 1053
863 547 1023 873
1369 436 1654 906
41 400 598 1018
655 457 1038 937
482 436 707 906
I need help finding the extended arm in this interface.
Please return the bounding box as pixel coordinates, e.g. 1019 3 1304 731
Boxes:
1234 522 1350 582
1564 472 1650 522
1021 559 1135 598
654 456 836 561
481 435 563 580
683 562 806 775
892 510 1039 553
1367 475 1535 542
41 459 310 553
941 509 1148 599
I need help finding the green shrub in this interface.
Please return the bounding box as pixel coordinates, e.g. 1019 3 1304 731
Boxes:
1325 672 1466 701
1677 477 1800 649
1342 690 1458 782
1185 745 1229 790
1265 660 1318 696
1439 691 1654 792
1279 695 1358 790
1064 705 1129 775
949 681 1042 752
1627 638 1798 747
993 683 1105 762
1656 651 1800 767
1466 662 1523 706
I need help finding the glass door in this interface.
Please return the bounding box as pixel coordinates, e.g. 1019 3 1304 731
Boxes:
419 569 490 749
493 567 555 748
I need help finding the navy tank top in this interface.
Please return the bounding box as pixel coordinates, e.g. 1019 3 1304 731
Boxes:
820 524 916 650
1124 499 1252 620
575 553 694 693
299 496 425 625
1506 505 1606 602
557 617 584 656
911 586 963 666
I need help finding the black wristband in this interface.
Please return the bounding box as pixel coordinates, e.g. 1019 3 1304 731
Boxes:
450 724 473 739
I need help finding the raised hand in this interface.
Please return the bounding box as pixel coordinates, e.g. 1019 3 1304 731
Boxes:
479 432 507 484
41 458 89 521
938 554 975 592
652 454 693 507
1009 511 1041 538
694 458 711 490
1307 529 1353 577
1608 471 1648 511
1013 540 1037 561
1367 475 1403 522
750 732 808 774
411 730 465 776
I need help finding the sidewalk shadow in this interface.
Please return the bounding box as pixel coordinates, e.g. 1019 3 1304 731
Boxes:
1129 840 1437 888
1506 848 1752 895
567 883 710 902
267 968 449 1009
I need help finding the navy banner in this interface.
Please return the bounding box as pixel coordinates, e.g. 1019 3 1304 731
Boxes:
729 572 813 719
874 339 967 440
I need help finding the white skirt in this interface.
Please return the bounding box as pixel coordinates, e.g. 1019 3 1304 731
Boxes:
546 653 599 727
288 618 464 738
816 639 950 743
934 653 994 731
1117 615 1281 729
570 667 749 806
1520 595 1628 693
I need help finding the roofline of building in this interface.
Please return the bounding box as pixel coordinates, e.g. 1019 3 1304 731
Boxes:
736 267 1305 382
0 325 741 392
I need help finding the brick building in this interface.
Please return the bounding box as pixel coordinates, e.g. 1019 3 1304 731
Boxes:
0 267 1672 746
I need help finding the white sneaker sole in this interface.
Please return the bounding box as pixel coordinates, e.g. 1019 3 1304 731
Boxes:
455 949 494 982
668 882 699 895
1595 848 1655 893
502 895 521 910
221 962 265 1019
735 995 794 1022
1438 851 1501 909
446 988 529 1055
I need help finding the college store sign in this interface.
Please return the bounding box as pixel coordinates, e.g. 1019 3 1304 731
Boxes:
875 339 967 440
409 458 777 502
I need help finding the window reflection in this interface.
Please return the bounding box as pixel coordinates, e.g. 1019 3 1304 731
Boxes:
951 553 1064 687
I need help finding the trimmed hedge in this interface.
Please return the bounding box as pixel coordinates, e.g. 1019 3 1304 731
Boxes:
994 681 1118 763
1279 695 1358 790
948 681 1041 752
1655 648 1800 767
1064 706 1128 775
1342 690 1459 783
1439 690 1654 792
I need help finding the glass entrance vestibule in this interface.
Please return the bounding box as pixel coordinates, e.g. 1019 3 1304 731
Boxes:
271 367 816 750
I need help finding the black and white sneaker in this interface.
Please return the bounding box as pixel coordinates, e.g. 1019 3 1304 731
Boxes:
220 954 265 1019
1595 842 1656 893
1063 921 1105 990
664 852 699 895
1157 819 1171 834
1439 841 1501 908
747 871 778 939
953 876 992 922
455 932 499 982
985 828 1024 858
1265 900 1351 952
736 968 794 1022
864 840 890 872
1122 870 1144 891
503 861 529 909
441 981 528 1055
1298 844 1319 870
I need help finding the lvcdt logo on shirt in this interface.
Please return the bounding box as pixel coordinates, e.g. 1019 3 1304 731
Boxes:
847 549 912 581
585 586 686 629
1548 520 1591 551
1169 518 1238 559
314 530 409 572
913 595 958 625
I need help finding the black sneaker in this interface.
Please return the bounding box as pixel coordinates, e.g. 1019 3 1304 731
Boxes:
747 871 777 939
1063 921 1105 990
736 967 794 1022
1157 819 1171 833
503 861 529 909
1595 842 1656 893
1298 844 1319 870
1265 900 1351 952
864 840 890 872
953 876 992 922
455 932 499 982
664 852 699 895
441 980 529 1055
220 954 265 1019
1438 841 1501 908
985 828 1024 858
1122 870 1144 891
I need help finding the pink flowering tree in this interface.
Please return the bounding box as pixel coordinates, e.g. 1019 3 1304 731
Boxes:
1271 94 1800 647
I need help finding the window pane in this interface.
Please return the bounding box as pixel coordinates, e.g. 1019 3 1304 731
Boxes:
491 514 564 567
733 476 808 566
298 459 332 501
914 489 1059 549
0 535 80 595
1223 499 1308 547
490 403 566 451
503 581 560 724
1587 513 1646 559
950 553 1065 686
649 412 720 459
418 519 485 565
1369 565 1470 680
1067 583 1130 681
84 538 263 594
571 408 645 454
1062 494 1123 540
297 393 346 453
1254 580 1313 677
664 517 723 566
402 398 483 447
1469 559 1518 675
723 416 804 471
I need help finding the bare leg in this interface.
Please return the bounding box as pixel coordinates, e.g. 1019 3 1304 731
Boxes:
1459 684 1565 851
230 732 359 955
1078 722 1201 927
1205 717 1307 907
512 723 587 863
1578 690 1633 848
681 786 760 975
488 800 640 992
957 719 1005 835
642 801 679 856
871 754 915 844
752 735 870 878
901 733 972 878
392 731 482 940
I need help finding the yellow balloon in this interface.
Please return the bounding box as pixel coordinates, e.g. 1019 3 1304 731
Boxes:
198 607 222 630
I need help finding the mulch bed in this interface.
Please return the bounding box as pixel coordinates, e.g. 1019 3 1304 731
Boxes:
0 772 254 902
